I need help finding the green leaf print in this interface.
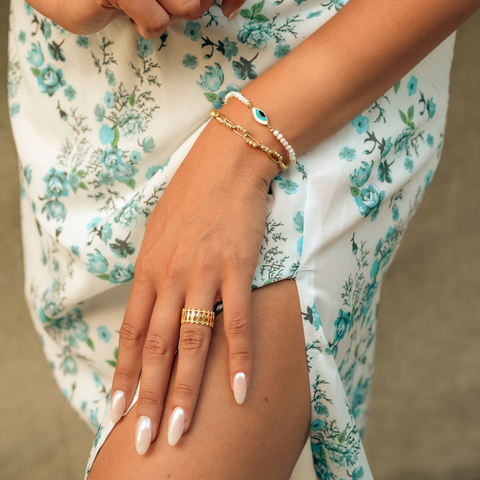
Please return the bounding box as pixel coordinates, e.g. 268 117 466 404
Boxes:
240 0 269 22
240 9 251 20
394 80 401 94
94 104 105 122
106 348 118 368
87 337 95 350
319 444 326 460
42 311 56 322
252 14 269 23
31 67 41 77
97 274 110 281
77 170 87 178
129 92 135 107
79 181 88 190
399 107 415 130
203 92 217 102
338 431 346 443
251 0 265 16
350 186 360 197
407 105 414 122
111 126 120 147
126 179 136 190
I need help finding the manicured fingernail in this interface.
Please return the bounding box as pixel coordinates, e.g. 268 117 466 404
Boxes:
233 372 247 404
228 7 242 21
135 415 153 455
110 390 125 424
168 407 185 446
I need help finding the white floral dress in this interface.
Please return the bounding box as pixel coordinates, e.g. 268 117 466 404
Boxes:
8 0 456 478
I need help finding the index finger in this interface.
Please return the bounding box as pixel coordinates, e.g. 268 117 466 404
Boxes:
110 277 156 423
115 0 171 39
152 0 205 20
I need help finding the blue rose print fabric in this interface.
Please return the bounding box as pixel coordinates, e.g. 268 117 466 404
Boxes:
8 0 456 478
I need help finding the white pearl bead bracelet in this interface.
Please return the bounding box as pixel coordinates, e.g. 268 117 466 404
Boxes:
224 91 296 167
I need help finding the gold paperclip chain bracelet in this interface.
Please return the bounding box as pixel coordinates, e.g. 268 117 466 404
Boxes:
210 108 288 170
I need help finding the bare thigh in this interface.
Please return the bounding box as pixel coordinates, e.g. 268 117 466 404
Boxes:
89 279 311 480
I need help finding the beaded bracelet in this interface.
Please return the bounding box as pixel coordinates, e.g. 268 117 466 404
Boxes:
210 108 288 170
224 91 296 167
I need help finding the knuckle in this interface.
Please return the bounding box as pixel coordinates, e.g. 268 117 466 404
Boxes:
230 350 250 364
139 389 161 408
225 313 249 337
222 250 256 275
189 258 214 285
143 333 170 360
143 12 169 37
95 0 113 11
161 257 184 286
179 327 207 352
119 321 143 349
174 381 196 400
192 252 210 274
175 0 201 18
114 364 135 383
133 257 153 280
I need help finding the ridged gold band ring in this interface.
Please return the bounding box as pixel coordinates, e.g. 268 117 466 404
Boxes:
181 308 215 328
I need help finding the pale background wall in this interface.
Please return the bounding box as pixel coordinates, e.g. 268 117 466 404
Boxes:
1 3 479 479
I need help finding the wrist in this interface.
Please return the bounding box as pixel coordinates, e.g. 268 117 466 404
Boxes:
200 106 282 187
219 99 293 167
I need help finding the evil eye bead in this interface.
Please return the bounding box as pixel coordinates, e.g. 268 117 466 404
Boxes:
252 107 269 126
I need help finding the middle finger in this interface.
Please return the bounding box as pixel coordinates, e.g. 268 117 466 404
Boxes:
135 293 183 455
116 0 171 39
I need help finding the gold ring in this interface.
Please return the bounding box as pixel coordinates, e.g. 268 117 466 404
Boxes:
181 308 215 328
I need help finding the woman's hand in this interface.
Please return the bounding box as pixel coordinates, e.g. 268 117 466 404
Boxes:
109 119 280 454
28 0 246 39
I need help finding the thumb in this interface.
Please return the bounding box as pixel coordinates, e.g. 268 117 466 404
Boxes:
221 0 246 20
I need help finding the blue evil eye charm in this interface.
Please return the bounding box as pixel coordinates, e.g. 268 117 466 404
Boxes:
252 107 269 126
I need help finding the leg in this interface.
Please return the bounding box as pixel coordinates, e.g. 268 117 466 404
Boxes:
89 279 311 480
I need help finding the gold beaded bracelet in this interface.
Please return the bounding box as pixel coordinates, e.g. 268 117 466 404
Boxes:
210 108 288 170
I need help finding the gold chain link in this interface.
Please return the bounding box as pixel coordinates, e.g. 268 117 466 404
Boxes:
210 109 288 170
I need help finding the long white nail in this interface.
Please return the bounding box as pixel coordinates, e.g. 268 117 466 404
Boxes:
135 415 153 455
228 7 242 21
110 390 125 424
233 372 247 404
168 407 185 446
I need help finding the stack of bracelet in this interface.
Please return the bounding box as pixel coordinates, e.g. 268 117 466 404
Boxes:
224 91 296 168
210 108 288 170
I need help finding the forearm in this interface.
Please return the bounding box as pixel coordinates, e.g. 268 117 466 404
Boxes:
217 0 480 169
